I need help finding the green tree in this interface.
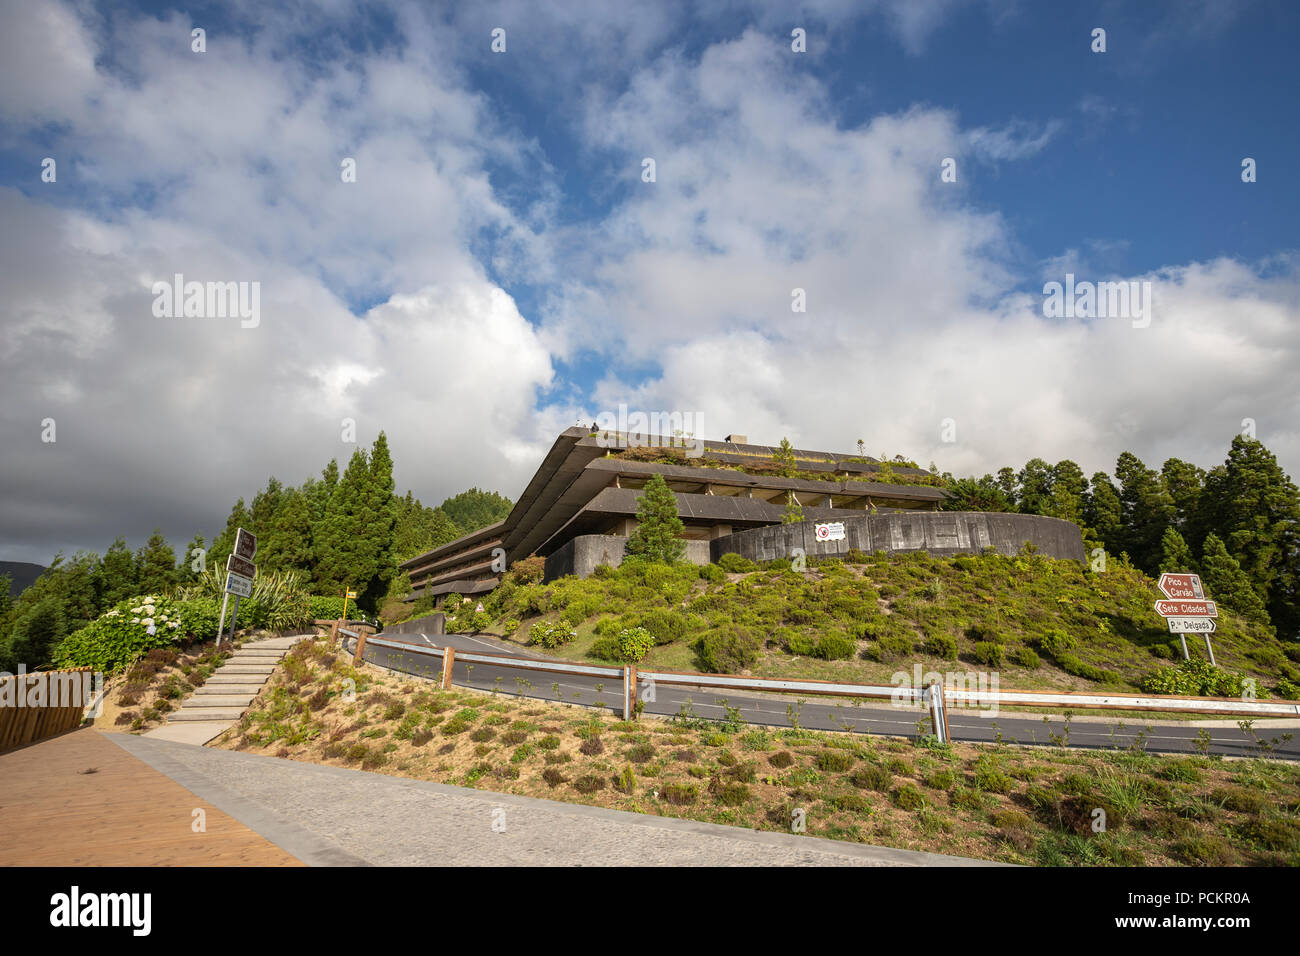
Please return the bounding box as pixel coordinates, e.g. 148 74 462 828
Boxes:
134 529 178 595
773 437 798 479
940 475 1012 512
97 537 138 607
1084 472 1123 555
4 596 66 670
1047 460 1088 525
1159 526 1197 575
249 476 285 541
782 492 805 524
995 466 1019 507
1115 451 1175 574
312 447 372 595
1016 458 1054 516
210 498 252 572
179 534 206 582
363 432 399 607
393 492 461 562
260 489 314 573
439 487 512 533
1200 533 1270 624
1161 457 1205 534
625 474 686 564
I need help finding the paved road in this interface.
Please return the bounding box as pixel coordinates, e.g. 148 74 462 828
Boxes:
109 734 990 866
358 631 1300 761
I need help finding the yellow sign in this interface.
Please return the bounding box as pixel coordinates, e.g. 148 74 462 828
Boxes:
346 590 357 599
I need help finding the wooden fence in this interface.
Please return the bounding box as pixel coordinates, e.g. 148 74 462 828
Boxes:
1 668 97 753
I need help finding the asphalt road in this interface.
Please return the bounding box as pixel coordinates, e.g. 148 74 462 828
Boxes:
352 631 1300 761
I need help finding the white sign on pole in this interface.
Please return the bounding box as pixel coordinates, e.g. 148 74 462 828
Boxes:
224 571 253 598
1166 617 1216 634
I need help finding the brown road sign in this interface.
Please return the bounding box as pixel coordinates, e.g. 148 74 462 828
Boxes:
1157 572 1204 600
227 553 256 579
234 527 257 561
1154 599 1218 618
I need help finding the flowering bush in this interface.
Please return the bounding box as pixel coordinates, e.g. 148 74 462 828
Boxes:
529 620 577 649
52 594 219 673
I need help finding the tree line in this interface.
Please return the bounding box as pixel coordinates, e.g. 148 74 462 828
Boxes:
941 435 1300 637
0 433 513 670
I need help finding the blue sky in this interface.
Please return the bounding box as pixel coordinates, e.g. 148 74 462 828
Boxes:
1 0 1298 562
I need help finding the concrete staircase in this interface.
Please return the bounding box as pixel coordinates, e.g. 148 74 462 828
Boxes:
142 634 307 745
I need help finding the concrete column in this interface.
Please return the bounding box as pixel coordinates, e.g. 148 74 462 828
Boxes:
709 524 732 539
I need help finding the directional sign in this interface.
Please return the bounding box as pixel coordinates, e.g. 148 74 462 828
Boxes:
1154 599 1218 618
1167 617 1216 634
1158 572 1204 600
227 553 256 579
224 571 253 598
234 527 257 562
346 589 357 599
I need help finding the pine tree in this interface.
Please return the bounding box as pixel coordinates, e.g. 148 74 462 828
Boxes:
1198 436 1300 625
1047 460 1088 525
1200 533 1270 624
249 476 284 541
1159 527 1197 575
260 489 314 573
135 529 178 595
210 499 253 572
995 466 1019 507
1084 473 1123 555
1115 452 1175 574
178 533 205 581
97 537 138 607
773 438 798 479
625 474 686 564
782 492 805 524
939 475 1012 512
312 447 376 596
439 488 512 533
363 432 399 606
1016 458 1054 515
1160 458 1205 534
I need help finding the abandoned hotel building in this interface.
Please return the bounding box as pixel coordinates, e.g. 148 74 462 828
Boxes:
401 427 1086 603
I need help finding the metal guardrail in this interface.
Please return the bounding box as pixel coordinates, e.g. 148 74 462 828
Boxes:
336 628 1300 744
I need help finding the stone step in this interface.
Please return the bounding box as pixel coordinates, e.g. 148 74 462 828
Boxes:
182 694 255 708
219 664 276 674
195 683 264 695
169 707 248 721
206 673 268 685
228 649 284 658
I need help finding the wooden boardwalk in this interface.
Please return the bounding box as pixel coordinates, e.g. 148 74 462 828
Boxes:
0 729 302 866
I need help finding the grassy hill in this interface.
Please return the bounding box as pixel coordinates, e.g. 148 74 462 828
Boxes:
456 550 1300 700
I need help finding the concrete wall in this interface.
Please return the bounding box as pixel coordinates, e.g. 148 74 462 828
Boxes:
383 613 446 636
544 535 712 581
709 512 1086 564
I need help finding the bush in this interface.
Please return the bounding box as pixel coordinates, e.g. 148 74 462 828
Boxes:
868 633 915 662
614 627 656 663
308 596 349 620
970 641 1005 667
1014 646 1041 669
51 594 208 673
638 609 688 645
529 620 577 649
924 632 958 660
699 564 727 585
716 554 758 574
662 782 698 805
696 628 761 673
815 750 855 772
1141 658 1246 697
1037 629 1076 660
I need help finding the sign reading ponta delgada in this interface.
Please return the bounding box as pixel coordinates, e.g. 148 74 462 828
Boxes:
1155 572 1217 663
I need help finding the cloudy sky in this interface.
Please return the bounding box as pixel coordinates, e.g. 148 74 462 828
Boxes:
1 0 1298 564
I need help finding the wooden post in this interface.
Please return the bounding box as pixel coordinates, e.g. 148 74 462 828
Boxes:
441 647 455 690
329 619 340 645
352 629 368 666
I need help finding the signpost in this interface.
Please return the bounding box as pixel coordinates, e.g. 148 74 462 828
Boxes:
342 588 357 622
1155 572 1215 664
217 528 257 645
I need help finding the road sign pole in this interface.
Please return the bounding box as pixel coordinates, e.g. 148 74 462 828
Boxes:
1179 633 1189 660
216 591 230 647
342 588 349 623
229 595 241 642
1204 635 1216 667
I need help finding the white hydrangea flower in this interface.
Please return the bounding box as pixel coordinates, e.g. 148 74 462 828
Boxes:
142 618 154 628
168 620 180 629
144 604 156 615
132 617 140 623
146 624 156 636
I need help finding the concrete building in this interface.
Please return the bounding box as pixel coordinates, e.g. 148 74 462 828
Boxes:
401 427 1083 600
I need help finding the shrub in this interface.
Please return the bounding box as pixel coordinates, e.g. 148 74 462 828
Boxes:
893 783 926 811
696 628 761 673
614 627 656 663
699 564 726 585
542 767 567 788
1141 658 1246 697
973 758 1014 794
868 634 914 662
51 594 209 674
1014 646 1041 669
769 750 795 769
573 773 605 794
638 609 688 645
815 750 856 773
579 735 604 756
662 782 698 805
529 620 577 649
924 632 958 659
1273 679 1300 701
971 642 1004 667
716 553 758 574
850 765 892 792
613 764 637 795
1037 629 1076 660
709 778 750 806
